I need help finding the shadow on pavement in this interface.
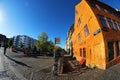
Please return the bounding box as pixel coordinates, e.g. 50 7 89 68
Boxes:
5 55 32 68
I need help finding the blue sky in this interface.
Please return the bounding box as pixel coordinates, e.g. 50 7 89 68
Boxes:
0 0 120 48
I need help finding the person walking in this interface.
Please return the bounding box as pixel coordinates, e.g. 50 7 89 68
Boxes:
4 42 8 55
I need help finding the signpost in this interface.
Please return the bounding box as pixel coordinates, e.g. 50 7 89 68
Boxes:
53 37 61 75
55 38 60 44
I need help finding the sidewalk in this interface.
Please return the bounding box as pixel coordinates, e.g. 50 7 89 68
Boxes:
0 48 11 80
0 48 27 80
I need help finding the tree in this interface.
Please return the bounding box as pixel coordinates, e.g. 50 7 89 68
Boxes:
36 41 41 51
19 42 24 49
8 39 13 47
36 32 54 55
36 32 48 51
54 46 63 52
46 40 54 52
38 32 48 43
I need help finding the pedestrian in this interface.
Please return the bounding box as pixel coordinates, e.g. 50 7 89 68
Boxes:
0 43 1 48
4 42 8 55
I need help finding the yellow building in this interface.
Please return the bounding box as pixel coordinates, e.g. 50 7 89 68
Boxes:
72 0 120 69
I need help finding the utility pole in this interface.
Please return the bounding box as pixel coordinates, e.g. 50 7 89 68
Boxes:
53 37 62 76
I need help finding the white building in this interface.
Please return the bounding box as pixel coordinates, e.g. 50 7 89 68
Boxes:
13 35 37 49
65 24 74 56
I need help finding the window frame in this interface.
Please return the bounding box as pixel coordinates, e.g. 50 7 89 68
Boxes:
78 18 81 25
98 15 109 30
107 18 115 30
108 42 114 61
116 41 120 56
84 25 90 37
91 3 98 9
78 33 81 41
80 48 82 57
83 48 86 58
113 20 119 30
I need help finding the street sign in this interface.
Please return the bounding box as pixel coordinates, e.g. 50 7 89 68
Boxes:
55 38 60 44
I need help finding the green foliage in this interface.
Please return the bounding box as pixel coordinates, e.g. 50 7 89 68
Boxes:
36 41 41 51
92 65 97 69
8 39 13 47
36 32 54 54
38 32 48 43
54 46 63 52
19 42 24 49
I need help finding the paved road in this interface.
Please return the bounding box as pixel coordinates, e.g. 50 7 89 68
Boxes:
1 48 120 80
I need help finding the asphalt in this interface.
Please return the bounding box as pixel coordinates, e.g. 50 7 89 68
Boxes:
1 47 120 80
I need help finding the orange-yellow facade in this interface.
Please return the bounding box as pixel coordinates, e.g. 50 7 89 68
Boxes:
72 0 120 69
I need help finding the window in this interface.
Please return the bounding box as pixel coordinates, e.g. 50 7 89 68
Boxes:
119 22 120 29
108 42 114 61
118 14 120 18
78 18 81 25
113 20 119 30
98 15 108 30
116 41 120 56
84 25 90 36
117 22 120 30
83 48 86 58
75 10 78 16
104 9 108 13
107 10 113 16
80 48 82 57
100 6 105 11
107 18 114 29
78 33 81 41
91 3 97 9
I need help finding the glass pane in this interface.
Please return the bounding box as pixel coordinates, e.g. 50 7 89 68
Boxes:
83 48 86 58
78 18 81 25
98 15 108 29
107 18 114 29
80 48 82 57
116 41 120 56
78 33 81 41
91 3 97 9
84 25 89 36
108 42 114 61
